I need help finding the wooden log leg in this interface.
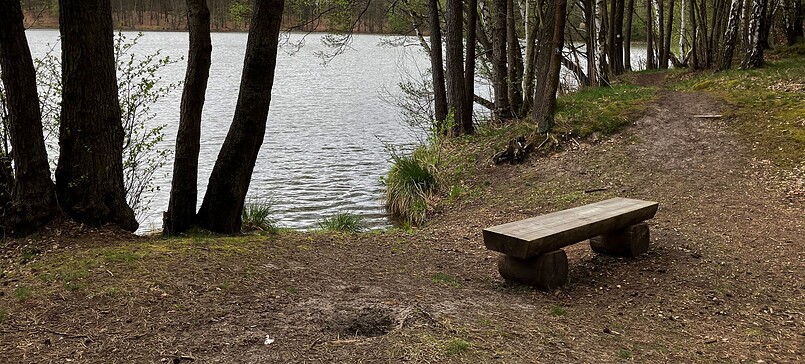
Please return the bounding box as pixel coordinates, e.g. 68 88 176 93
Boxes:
590 222 650 257
497 250 568 290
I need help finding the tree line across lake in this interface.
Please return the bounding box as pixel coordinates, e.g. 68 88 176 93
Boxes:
0 0 803 238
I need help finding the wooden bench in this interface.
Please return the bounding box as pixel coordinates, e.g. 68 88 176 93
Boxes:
483 197 659 290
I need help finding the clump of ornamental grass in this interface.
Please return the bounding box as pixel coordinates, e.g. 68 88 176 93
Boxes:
241 199 277 233
382 145 440 225
317 212 367 233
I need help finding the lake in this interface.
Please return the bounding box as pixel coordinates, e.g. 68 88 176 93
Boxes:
23 30 648 233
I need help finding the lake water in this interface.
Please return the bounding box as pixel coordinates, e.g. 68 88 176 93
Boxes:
23 30 648 233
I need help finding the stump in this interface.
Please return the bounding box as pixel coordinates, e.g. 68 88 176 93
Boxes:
589 222 650 257
498 250 568 290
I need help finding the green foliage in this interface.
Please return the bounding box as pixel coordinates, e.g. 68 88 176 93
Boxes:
444 338 471 355
549 305 567 316
431 272 461 287
228 0 253 29
556 84 657 138
14 286 32 301
382 144 440 225
317 212 367 233
674 57 805 168
33 32 181 220
242 199 278 233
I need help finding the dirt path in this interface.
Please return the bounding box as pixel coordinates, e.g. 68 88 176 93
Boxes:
1 85 802 363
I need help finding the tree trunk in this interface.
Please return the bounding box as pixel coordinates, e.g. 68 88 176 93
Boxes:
624 0 634 70
720 0 743 70
196 0 284 234
464 0 477 134
646 0 655 69
0 0 58 234
742 0 767 68
444 0 467 134
57 0 138 231
164 0 212 236
428 0 448 127
491 0 510 121
614 0 625 74
597 0 611 81
680 0 687 57
783 0 804 45
662 0 675 69
506 0 523 118
522 0 541 107
533 0 567 133
689 0 698 68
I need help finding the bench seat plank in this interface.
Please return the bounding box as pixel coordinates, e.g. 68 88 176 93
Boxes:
483 197 658 259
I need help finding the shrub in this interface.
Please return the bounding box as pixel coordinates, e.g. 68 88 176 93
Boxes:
383 145 439 225
241 199 277 233
317 212 366 233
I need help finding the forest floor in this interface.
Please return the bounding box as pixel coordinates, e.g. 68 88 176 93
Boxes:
1 62 803 363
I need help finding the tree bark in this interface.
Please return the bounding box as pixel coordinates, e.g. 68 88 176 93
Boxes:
624 0 634 70
57 0 138 231
783 0 804 45
444 0 467 133
533 0 567 133
0 0 58 234
428 0 448 127
491 0 510 121
720 0 743 70
196 0 284 234
646 0 655 69
596 0 611 81
506 0 523 118
463 0 477 134
657 0 665 68
662 0 675 69
164 0 212 235
742 0 767 69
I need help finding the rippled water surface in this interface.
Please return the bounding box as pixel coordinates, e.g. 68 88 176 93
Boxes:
27 30 427 232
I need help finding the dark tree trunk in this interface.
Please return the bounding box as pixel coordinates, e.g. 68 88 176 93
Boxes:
607 0 617 74
522 0 541 108
463 0 477 134
646 0 655 69
444 0 467 133
506 0 523 118
533 0 567 133
491 0 510 121
584 0 598 82
662 0 675 69
783 0 804 45
429 0 448 127
720 0 743 70
614 0 625 74
0 0 58 234
57 0 138 231
742 0 767 69
689 0 698 68
196 0 284 234
657 0 665 68
164 0 212 236
624 0 634 70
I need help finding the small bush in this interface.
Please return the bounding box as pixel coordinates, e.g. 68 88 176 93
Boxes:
383 145 439 225
317 212 366 233
242 199 277 233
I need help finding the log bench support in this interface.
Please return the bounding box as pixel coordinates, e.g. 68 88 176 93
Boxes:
483 198 659 290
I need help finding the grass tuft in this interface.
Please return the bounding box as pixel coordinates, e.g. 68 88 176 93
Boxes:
444 338 471 355
0 309 6 323
317 212 367 233
383 145 440 225
14 287 32 302
550 305 567 316
431 272 461 287
242 199 278 233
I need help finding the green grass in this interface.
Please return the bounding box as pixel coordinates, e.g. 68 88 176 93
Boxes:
0 308 6 323
317 212 367 233
20 248 42 264
674 57 805 168
14 286 32 301
556 84 657 138
431 272 461 287
549 305 567 316
383 144 440 225
242 199 278 233
444 338 471 355
617 348 633 359
101 248 143 263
